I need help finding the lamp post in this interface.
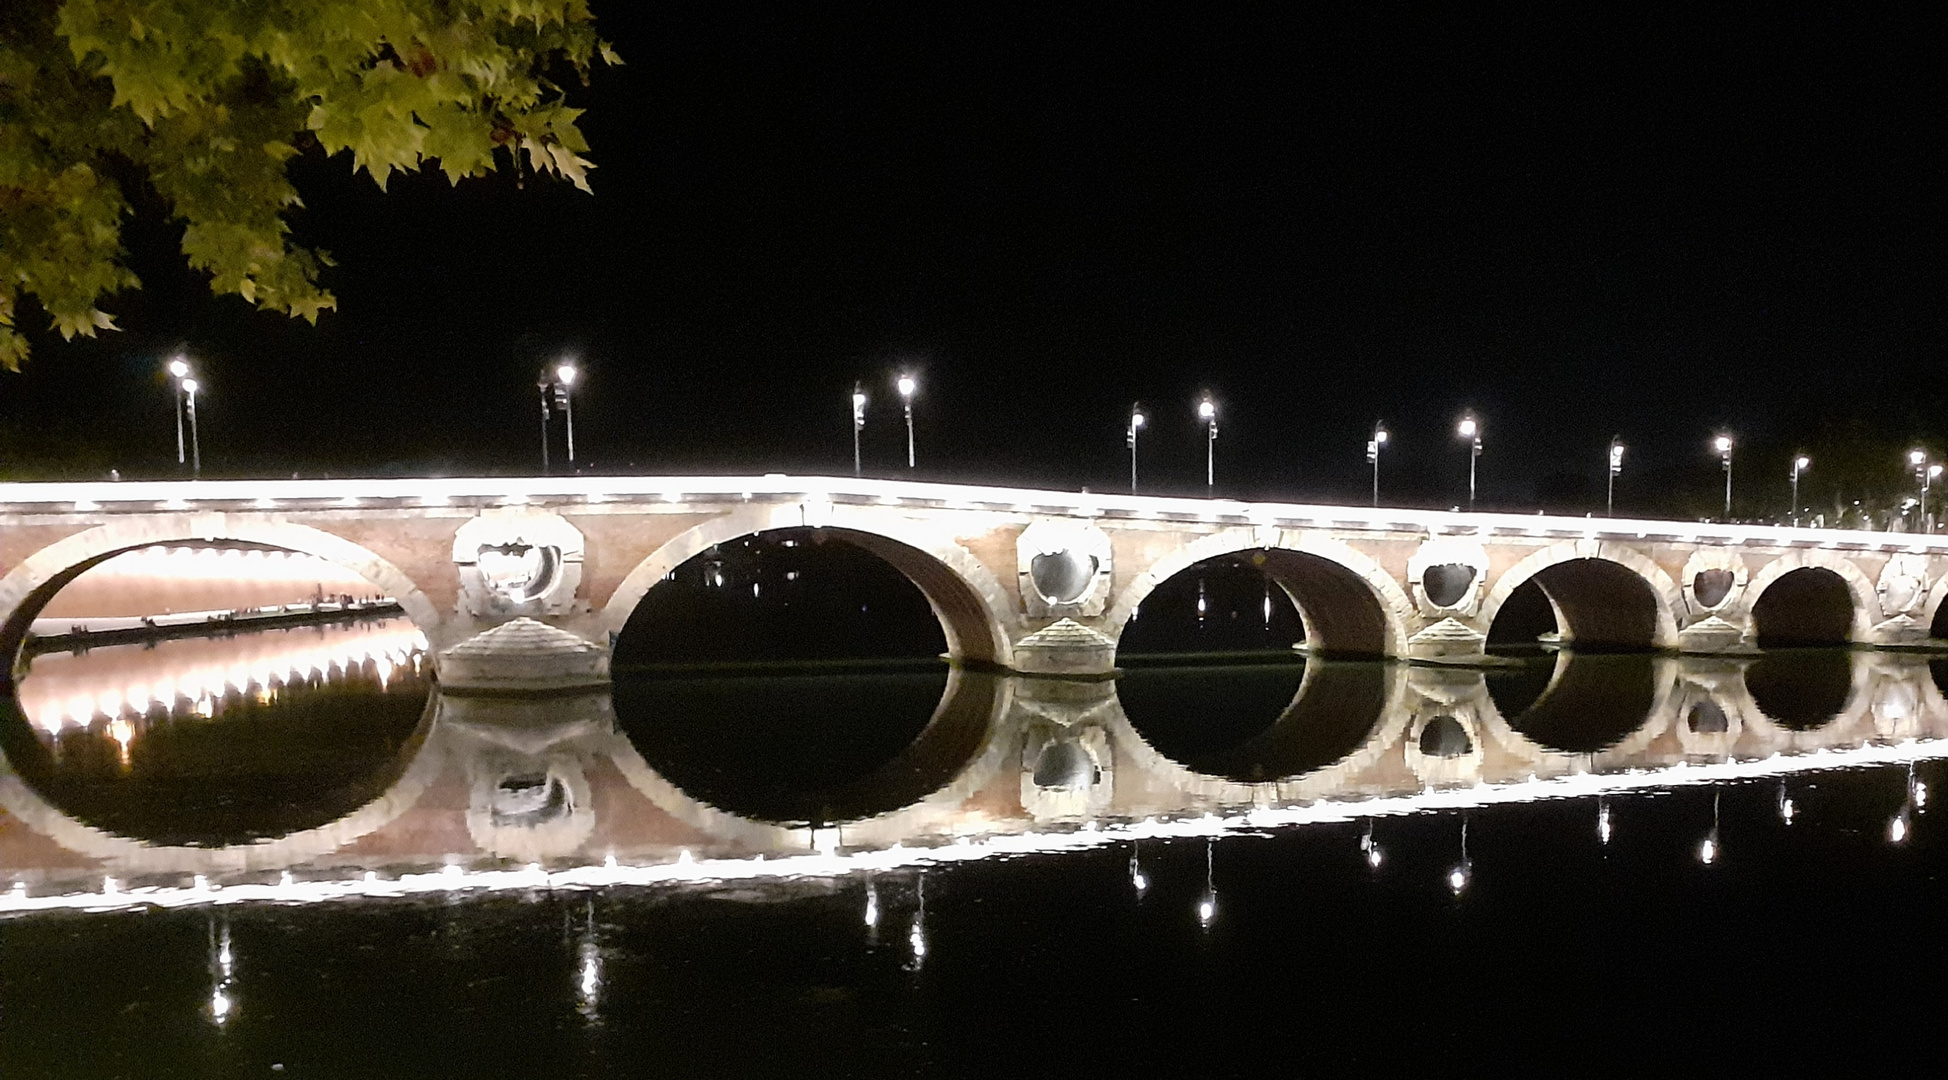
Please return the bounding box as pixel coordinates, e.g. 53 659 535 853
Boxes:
167 356 191 470
554 362 578 467
851 383 867 477
1367 422 1388 507
1198 394 1218 492
181 377 201 478
1714 435 1734 518
897 373 917 468
1901 446 1932 530
1127 404 1146 493
1790 455 1810 527
1607 437 1624 517
1931 466 1943 533
536 375 553 475
1457 414 1481 510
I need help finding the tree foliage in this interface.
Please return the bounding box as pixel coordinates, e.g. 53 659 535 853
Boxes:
0 0 616 369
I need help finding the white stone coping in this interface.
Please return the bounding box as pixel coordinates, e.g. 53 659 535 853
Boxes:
2 475 1945 551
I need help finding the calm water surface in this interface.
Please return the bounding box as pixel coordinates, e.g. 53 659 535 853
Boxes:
4 620 1948 1076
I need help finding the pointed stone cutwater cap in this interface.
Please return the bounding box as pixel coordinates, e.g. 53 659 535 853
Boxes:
1677 614 1753 655
1012 617 1117 679
1406 616 1488 662
440 617 610 695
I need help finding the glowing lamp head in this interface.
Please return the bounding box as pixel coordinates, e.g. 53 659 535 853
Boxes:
1714 435 1733 455
168 357 189 379
852 388 867 410
1198 398 1216 421
1610 443 1625 465
1795 456 1810 471
1932 465 1943 480
896 374 917 399
1374 427 1389 445
1911 449 1928 467
1131 409 1146 429
555 363 578 387
1447 863 1471 894
181 377 199 394
1890 812 1910 844
1457 417 1478 439
1698 834 1718 864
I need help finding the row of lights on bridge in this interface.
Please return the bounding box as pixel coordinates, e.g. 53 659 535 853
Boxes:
154 355 1948 523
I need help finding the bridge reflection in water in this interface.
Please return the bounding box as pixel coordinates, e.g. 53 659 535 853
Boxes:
2 616 1946 912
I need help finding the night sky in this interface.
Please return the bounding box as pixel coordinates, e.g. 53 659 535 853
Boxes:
2 6 1941 519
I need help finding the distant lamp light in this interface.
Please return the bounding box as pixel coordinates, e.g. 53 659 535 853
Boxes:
555 362 578 387
1457 417 1478 439
1447 862 1472 894
168 357 189 379
1597 800 1613 845
1196 894 1216 926
181 377 199 394
1715 435 1733 455
1911 449 1927 468
1698 832 1719 864
1890 809 1911 844
897 373 917 399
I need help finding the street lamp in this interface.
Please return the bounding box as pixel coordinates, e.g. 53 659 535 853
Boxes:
181 377 201 478
851 383 867 477
1127 404 1146 493
1367 422 1388 507
1197 394 1218 492
555 362 579 467
1714 435 1734 518
1457 414 1481 510
1607 437 1625 517
1909 449 1937 533
167 356 191 470
896 373 917 468
1790 455 1810 527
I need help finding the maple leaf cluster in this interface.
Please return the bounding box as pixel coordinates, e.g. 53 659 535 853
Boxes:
0 0 618 369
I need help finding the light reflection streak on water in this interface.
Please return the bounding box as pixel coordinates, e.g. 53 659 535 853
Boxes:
15 618 429 734
6 736 1945 917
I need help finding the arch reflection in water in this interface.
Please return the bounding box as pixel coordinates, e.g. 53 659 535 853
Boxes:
4 617 433 846
612 667 1004 825
4 649 1948 916
1114 659 1389 783
1485 652 1661 754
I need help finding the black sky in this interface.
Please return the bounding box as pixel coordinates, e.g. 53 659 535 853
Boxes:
3 4 1942 517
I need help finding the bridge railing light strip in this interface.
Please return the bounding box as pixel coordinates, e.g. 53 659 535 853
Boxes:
3 736 1942 917
2 475 1946 551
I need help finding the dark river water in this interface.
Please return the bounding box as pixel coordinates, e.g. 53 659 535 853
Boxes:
4 615 1947 1075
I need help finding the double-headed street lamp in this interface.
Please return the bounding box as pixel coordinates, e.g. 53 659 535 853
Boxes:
851 383 868 476
1790 455 1810 527
1607 437 1625 517
1910 449 1940 532
166 356 196 474
897 373 917 468
1127 404 1146 493
1714 434 1734 518
537 360 579 474
1366 422 1388 507
1457 414 1482 510
1198 394 1218 492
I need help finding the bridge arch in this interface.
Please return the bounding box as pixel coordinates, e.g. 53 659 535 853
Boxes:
1105 529 1414 659
1478 541 1681 651
1744 551 1878 646
0 513 443 674
599 502 1015 669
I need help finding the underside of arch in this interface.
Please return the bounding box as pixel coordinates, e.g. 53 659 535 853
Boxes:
1492 558 1661 651
0 523 438 687
1751 567 1854 647
1259 550 1391 659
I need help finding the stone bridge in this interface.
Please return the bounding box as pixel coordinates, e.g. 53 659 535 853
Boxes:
5 475 1948 683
